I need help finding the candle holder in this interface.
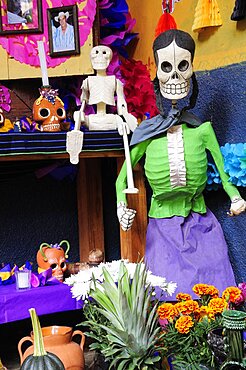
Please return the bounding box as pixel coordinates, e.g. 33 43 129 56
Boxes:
15 270 31 290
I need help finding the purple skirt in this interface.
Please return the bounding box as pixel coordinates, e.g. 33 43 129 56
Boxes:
145 209 236 300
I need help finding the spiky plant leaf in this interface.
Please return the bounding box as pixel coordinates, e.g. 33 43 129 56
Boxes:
84 262 163 369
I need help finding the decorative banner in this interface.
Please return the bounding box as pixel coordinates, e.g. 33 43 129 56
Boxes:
0 0 97 68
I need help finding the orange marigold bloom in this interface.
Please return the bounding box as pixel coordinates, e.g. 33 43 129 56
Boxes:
222 287 242 303
175 300 199 315
176 293 192 301
175 315 194 334
193 284 219 297
157 303 179 321
197 305 215 321
208 298 228 314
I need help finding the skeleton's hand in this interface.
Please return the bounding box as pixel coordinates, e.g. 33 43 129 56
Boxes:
117 120 130 136
117 201 136 231
73 110 85 128
228 196 246 216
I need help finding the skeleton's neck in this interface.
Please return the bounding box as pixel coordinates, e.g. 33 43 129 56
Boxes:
96 70 107 77
172 100 177 109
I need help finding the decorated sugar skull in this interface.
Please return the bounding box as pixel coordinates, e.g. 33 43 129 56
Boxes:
0 108 4 127
33 87 66 132
36 240 70 282
90 45 113 71
153 29 196 100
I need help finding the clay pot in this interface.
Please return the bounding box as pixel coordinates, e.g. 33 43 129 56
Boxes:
18 325 85 370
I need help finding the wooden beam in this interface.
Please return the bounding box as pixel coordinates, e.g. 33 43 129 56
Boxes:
117 158 147 262
77 158 104 262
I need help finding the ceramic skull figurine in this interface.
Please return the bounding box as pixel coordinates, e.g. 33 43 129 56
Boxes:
33 87 66 132
36 240 70 282
90 45 113 71
0 108 4 127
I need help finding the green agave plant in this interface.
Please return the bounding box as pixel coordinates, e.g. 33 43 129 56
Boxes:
82 261 165 370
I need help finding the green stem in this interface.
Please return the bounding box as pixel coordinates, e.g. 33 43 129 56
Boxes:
29 308 47 357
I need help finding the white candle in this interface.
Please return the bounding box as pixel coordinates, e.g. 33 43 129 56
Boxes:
37 41 49 87
16 270 31 289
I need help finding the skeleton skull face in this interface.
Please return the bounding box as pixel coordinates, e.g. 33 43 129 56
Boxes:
156 40 193 100
33 89 66 132
36 246 67 282
90 45 113 71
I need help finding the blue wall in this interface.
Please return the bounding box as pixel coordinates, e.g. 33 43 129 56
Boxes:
194 62 246 283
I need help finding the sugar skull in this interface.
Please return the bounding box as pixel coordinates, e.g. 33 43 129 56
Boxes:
33 87 66 132
36 240 70 282
153 29 196 101
90 45 113 71
0 108 4 127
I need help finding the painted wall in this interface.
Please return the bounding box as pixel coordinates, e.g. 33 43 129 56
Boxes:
128 0 246 76
127 0 246 283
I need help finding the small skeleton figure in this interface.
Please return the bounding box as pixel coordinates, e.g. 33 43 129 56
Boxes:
116 29 246 297
74 45 137 133
67 45 138 193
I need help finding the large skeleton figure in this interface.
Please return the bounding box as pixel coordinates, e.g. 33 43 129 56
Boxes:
116 29 246 297
67 45 137 176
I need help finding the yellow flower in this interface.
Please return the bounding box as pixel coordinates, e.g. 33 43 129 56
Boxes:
175 300 199 315
176 293 192 301
158 303 179 321
222 287 242 303
196 305 215 321
192 284 219 297
208 298 228 314
175 316 194 334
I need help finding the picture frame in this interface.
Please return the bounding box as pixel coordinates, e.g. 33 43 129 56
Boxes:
47 5 80 58
0 0 43 35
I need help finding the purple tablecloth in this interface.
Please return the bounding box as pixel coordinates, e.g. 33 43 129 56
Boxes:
0 283 81 324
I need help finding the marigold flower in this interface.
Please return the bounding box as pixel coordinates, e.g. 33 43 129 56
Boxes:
175 315 194 334
175 300 199 315
222 287 242 303
176 293 192 301
197 305 215 321
208 298 228 314
193 284 219 297
157 302 179 321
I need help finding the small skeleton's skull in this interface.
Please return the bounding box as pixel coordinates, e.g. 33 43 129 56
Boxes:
33 87 66 132
156 40 193 100
90 45 113 71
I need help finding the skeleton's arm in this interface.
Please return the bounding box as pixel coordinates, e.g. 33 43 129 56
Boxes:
116 79 137 133
204 122 246 216
73 78 89 129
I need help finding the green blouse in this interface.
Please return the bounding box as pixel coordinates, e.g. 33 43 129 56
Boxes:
116 121 240 218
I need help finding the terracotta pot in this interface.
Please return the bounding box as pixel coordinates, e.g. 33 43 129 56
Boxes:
18 325 85 370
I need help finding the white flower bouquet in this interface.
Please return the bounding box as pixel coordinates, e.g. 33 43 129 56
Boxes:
64 259 177 301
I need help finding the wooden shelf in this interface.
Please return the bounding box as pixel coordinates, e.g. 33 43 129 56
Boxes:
0 148 147 263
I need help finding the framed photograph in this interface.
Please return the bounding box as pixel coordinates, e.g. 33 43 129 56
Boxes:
0 0 43 35
47 5 80 58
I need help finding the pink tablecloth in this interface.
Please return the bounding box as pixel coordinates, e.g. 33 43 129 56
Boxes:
0 283 81 324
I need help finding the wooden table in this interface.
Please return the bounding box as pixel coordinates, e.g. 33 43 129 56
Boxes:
0 150 147 263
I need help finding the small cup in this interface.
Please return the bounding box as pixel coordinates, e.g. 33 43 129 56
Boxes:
15 270 31 290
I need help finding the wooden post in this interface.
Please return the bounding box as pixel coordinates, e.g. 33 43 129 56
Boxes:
117 158 147 262
77 158 104 261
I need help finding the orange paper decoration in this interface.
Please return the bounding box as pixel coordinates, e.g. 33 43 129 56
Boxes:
192 0 223 33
